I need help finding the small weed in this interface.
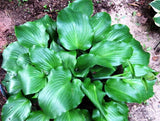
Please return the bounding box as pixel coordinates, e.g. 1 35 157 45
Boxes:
146 34 151 41
136 23 141 26
96 1 101 4
44 9 50 12
146 47 152 51
43 5 48 9
132 11 137 16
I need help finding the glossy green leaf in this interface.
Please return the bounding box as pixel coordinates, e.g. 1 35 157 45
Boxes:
91 66 116 79
129 39 150 65
92 101 128 121
38 67 84 118
105 78 156 103
55 109 91 121
16 53 31 67
50 40 64 52
18 64 46 95
82 78 107 119
68 0 93 16
150 0 160 27
124 64 153 77
90 41 133 66
153 13 160 27
26 111 50 121
144 72 157 81
2 72 21 94
1 93 31 121
150 0 160 13
30 47 62 72
105 24 133 43
75 54 96 77
2 42 28 72
58 51 77 70
15 21 49 48
35 15 57 40
90 12 111 43
57 8 93 50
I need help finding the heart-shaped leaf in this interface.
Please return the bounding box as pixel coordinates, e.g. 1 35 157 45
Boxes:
129 39 150 65
57 8 93 50
15 21 49 48
38 67 84 118
68 0 93 16
90 41 133 66
2 42 28 72
1 93 31 121
105 78 156 103
18 64 46 95
90 12 111 43
105 24 132 43
30 47 62 72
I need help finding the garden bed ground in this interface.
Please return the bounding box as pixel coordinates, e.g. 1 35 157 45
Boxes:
0 0 160 120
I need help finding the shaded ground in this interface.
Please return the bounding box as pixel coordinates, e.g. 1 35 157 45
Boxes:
0 0 160 120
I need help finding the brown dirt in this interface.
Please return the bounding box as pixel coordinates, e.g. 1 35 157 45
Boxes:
0 0 160 120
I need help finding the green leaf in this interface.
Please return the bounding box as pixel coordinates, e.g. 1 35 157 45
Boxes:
90 41 133 66
129 39 150 65
68 0 93 16
35 15 57 40
75 54 96 77
92 101 128 121
58 51 77 71
50 40 64 52
90 12 111 43
82 78 107 119
55 109 91 121
15 21 49 48
1 93 31 121
2 42 28 72
150 0 160 13
18 64 46 95
124 64 153 77
91 66 116 79
30 47 62 72
38 67 84 118
26 111 50 121
16 53 31 67
153 13 160 27
57 8 93 50
105 24 133 43
2 72 21 94
105 78 156 103
144 72 157 81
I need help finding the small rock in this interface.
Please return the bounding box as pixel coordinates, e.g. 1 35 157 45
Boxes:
136 12 141 17
152 56 159 61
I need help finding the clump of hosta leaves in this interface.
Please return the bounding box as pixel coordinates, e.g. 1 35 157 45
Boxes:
150 0 160 27
1 0 157 120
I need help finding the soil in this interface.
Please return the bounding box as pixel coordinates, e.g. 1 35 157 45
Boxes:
0 0 160 120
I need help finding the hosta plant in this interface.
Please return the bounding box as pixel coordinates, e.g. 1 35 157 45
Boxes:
150 0 160 27
1 0 157 120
